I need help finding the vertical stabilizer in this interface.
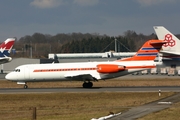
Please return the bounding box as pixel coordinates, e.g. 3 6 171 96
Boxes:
118 40 166 61
153 26 180 53
0 38 15 57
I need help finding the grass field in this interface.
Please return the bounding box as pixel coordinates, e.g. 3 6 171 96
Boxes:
0 78 180 120
0 92 174 120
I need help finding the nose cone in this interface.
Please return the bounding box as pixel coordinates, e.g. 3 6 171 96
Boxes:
5 73 14 80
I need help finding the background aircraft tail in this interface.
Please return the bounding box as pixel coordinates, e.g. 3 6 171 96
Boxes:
0 38 15 57
119 40 166 61
153 26 180 54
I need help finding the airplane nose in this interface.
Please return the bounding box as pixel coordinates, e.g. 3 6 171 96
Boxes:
5 73 10 80
5 73 13 80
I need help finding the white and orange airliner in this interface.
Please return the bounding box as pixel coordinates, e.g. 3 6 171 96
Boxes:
5 39 166 88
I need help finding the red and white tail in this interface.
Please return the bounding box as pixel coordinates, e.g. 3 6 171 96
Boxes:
118 40 166 61
0 38 15 57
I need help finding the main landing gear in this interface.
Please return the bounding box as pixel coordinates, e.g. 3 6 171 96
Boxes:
82 81 93 88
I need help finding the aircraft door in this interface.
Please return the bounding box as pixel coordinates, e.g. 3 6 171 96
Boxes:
24 66 30 80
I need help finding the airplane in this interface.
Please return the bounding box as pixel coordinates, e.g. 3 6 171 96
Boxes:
5 39 166 89
0 38 15 64
154 26 180 58
153 26 180 75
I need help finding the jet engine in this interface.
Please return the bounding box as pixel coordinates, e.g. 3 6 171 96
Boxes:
97 64 125 73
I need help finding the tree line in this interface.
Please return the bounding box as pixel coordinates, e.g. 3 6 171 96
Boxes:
11 30 179 58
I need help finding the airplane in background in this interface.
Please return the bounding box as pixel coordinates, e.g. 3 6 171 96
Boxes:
153 26 180 74
154 26 180 59
0 38 15 64
5 39 166 89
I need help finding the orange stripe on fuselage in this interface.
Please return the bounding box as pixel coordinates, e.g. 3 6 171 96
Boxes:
33 68 97 72
33 65 155 73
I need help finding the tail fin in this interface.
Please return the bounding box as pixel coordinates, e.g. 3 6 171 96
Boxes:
153 26 180 55
0 38 15 57
118 40 166 61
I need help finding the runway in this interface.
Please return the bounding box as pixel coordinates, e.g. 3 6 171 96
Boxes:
0 86 180 94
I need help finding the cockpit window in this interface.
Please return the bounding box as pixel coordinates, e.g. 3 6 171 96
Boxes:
15 69 20 72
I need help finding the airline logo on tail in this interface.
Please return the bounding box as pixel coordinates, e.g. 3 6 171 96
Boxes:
163 34 175 47
154 26 180 56
0 38 15 57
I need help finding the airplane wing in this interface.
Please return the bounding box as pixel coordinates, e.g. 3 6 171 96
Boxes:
0 57 12 64
64 72 95 80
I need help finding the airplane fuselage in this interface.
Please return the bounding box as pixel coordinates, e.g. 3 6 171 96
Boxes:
6 61 156 82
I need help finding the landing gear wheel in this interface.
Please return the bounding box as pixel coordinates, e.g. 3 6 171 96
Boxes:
83 82 87 88
24 85 28 89
82 82 93 88
88 82 93 88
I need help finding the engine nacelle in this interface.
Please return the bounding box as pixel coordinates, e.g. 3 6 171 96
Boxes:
97 64 125 73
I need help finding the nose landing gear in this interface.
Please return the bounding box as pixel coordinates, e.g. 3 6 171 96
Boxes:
17 82 28 89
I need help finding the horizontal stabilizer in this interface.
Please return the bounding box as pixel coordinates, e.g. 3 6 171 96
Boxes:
150 41 166 45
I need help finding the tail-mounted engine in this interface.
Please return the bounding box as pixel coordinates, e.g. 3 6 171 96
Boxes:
97 64 125 73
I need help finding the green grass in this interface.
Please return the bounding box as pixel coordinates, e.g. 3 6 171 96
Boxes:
0 92 174 120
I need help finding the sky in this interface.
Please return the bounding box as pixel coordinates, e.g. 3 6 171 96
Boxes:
0 0 180 41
